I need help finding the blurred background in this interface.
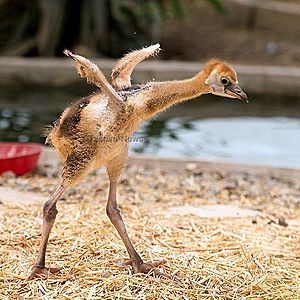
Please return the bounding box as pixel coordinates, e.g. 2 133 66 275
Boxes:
0 0 300 167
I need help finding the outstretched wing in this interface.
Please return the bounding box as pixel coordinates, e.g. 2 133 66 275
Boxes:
64 49 123 106
111 44 161 90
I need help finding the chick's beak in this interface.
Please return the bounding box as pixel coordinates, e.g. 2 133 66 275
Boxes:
226 84 249 103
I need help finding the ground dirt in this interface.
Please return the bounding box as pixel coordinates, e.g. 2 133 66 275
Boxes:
0 163 299 299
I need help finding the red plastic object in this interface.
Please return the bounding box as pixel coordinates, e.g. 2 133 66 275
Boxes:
0 142 42 176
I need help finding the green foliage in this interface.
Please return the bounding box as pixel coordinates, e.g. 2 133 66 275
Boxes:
0 0 224 57
208 0 226 13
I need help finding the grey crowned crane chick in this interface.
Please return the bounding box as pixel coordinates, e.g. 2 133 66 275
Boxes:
28 44 248 279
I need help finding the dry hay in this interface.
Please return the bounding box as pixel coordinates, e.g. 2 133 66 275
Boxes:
0 164 300 299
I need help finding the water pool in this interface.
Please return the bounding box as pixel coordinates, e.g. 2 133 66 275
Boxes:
1 89 300 168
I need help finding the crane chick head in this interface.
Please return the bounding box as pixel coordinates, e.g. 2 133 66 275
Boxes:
203 60 248 103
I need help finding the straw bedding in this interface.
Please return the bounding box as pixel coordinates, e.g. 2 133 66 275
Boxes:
0 164 299 299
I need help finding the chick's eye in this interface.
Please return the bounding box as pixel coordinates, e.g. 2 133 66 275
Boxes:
221 78 230 85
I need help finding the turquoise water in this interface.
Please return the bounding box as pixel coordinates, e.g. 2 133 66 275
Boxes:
1 90 300 168
132 117 300 168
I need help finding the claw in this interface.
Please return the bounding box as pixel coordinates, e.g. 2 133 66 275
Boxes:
114 259 133 272
114 258 171 279
152 268 172 279
27 266 71 281
150 259 167 268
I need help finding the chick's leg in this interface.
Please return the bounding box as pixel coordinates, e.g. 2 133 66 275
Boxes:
27 185 66 280
106 151 167 276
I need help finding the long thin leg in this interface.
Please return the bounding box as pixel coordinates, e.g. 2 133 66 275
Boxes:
27 184 66 280
106 180 143 270
106 151 167 275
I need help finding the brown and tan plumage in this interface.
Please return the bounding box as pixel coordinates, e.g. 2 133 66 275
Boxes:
28 44 248 279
